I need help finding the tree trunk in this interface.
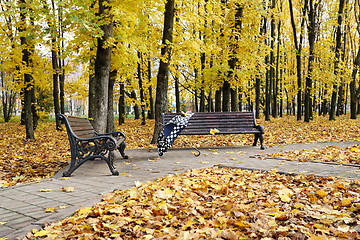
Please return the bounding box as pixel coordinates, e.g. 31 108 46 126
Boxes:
255 76 261 118
305 0 318 123
329 0 345 120
222 81 231 112
19 0 34 139
269 0 276 118
107 70 116 133
129 90 140 119
273 16 281 118
350 46 360 119
288 0 305 121
231 89 238 111
174 68 181 113
256 16 266 119
1 83 16 122
200 53 206 112
89 0 113 133
118 83 125 125
147 60 155 119
215 89 222 112
151 0 175 144
137 52 146 125
51 39 61 130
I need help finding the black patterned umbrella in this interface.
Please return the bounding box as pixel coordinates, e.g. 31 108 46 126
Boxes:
157 112 194 156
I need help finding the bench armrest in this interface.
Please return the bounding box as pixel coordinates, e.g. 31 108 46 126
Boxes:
255 124 265 134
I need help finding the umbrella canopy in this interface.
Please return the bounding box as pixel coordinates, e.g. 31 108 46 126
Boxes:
157 112 194 156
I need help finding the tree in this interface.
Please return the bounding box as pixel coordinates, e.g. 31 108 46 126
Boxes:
304 0 321 122
350 39 360 119
19 0 36 139
329 0 346 120
41 0 62 130
288 0 306 121
0 72 16 122
350 0 360 119
89 0 114 133
151 0 175 144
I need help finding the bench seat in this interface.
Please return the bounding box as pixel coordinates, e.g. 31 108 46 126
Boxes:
160 112 265 155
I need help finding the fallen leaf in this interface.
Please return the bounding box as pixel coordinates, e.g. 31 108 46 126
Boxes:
60 187 75 192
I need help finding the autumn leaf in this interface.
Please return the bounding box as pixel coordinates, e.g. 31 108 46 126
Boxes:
45 207 57 213
77 207 92 215
33 230 50 237
40 189 52 192
60 187 75 192
209 128 220 135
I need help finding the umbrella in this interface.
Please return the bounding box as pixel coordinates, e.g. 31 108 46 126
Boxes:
157 112 199 156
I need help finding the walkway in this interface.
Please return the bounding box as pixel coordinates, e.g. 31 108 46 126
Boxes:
1 141 359 239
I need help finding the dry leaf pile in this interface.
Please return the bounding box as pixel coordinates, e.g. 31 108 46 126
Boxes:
28 167 360 239
0 123 70 188
267 145 360 165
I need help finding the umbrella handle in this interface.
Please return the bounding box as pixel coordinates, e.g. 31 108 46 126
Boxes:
192 146 201 157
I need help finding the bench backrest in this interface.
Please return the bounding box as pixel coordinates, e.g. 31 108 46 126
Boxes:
66 116 96 138
162 112 260 135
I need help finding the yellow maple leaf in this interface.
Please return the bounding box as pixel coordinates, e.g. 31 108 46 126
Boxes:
60 187 75 192
45 207 57 213
77 207 92 215
316 189 328 198
278 188 293 202
40 189 52 192
308 236 328 240
350 147 359 152
33 230 50 237
234 220 251 228
210 128 220 135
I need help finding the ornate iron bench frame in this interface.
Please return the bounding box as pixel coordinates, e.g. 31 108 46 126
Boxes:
57 114 128 177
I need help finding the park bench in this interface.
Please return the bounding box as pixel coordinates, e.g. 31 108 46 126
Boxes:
57 114 128 177
159 111 265 155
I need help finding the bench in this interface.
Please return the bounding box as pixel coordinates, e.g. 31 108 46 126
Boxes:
160 111 265 154
57 114 128 177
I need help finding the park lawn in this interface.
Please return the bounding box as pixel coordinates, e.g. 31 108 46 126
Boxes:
0 115 359 188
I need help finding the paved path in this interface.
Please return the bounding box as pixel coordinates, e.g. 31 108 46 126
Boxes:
1 141 359 239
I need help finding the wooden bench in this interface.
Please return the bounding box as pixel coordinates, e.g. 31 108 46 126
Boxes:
57 114 128 177
162 111 265 150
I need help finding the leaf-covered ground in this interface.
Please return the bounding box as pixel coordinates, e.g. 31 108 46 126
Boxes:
27 167 359 239
0 115 359 188
0 123 70 188
266 145 360 165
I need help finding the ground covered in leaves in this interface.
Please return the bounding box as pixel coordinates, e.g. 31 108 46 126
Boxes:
27 167 359 239
0 115 359 188
266 145 360 165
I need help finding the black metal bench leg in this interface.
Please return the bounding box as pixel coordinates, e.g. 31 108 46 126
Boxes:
253 133 265 150
63 157 88 177
107 151 119 176
259 133 265 150
118 141 128 159
253 134 259 147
